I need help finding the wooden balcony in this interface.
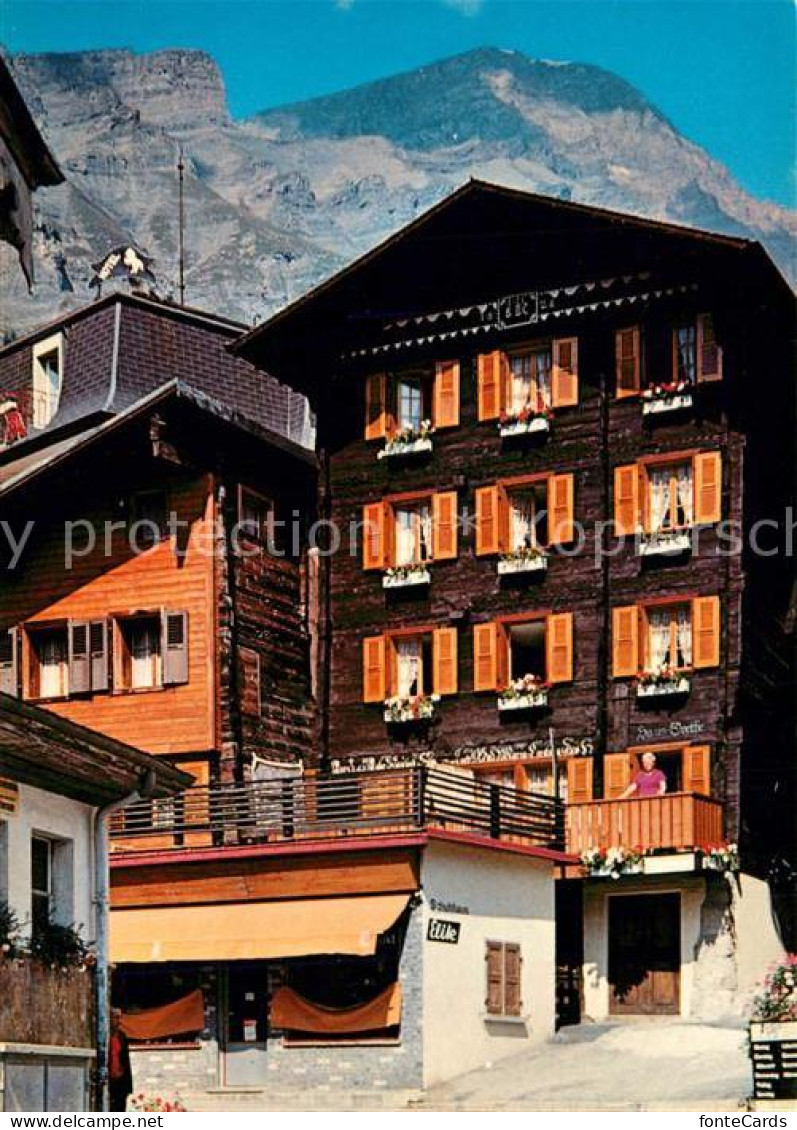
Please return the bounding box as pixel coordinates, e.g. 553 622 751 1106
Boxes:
565 792 723 856
110 767 566 855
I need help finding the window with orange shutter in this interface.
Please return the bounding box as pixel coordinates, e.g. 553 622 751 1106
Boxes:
615 326 642 397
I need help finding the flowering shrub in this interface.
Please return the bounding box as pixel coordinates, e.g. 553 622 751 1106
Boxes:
499 674 550 700
131 1094 187 1113
383 693 439 722
750 955 797 1023
701 842 739 871
642 380 692 401
634 665 691 688
382 420 434 454
581 845 646 879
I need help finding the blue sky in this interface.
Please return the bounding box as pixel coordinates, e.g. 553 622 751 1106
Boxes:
2 0 794 207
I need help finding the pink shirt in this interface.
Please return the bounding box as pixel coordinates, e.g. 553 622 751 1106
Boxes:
633 768 666 797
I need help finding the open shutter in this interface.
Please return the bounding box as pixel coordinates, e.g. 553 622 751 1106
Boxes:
546 613 573 684
475 486 499 556
432 491 458 561
362 636 386 703
548 473 574 545
433 361 460 429
604 752 633 798
697 314 723 382
551 337 579 408
485 941 504 1015
692 595 720 668
473 623 498 692
684 745 711 796
615 327 641 397
612 606 639 677
614 465 640 536
504 943 522 1017
433 627 458 696
567 757 594 804
0 628 18 697
477 351 506 421
694 451 722 525
68 621 91 695
162 611 189 686
89 620 109 692
364 373 388 440
363 502 387 570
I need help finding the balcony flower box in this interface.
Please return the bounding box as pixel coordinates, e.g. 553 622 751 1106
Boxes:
497 675 549 712
383 693 439 724
581 846 645 880
638 528 692 557
641 382 694 416
635 668 691 698
748 956 797 1100
498 407 552 439
382 564 431 589
497 548 548 576
377 421 434 460
700 842 739 872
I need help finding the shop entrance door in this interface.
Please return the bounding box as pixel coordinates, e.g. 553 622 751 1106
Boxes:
222 964 268 1087
608 893 680 1015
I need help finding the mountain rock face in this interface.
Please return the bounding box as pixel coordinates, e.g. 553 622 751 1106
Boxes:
3 46 793 336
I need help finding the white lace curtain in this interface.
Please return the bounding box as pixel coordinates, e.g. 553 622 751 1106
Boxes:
676 607 693 667
396 638 422 698
647 607 692 671
648 467 671 533
395 506 432 565
131 621 159 689
511 493 538 550
510 350 552 412
39 634 67 698
649 465 694 531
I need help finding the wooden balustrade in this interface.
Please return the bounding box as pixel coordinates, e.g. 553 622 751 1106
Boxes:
565 792 723 855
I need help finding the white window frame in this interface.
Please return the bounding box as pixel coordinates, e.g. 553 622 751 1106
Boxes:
32 333 64 430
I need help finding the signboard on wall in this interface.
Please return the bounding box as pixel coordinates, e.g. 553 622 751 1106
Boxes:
632 720 707 745
427 919 461 945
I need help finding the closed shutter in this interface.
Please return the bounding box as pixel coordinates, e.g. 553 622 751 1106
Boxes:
364 373 388 440
432 491 458 560
363 502 387 570
612 606 639 677
567 757 594 804
162 611 189 686
697 314 723 382
434 361 460 429
683 745 711 795
604 752 633 798
692 595 720 668
548 473 574 545
68 621 91 695
485 940 504 1015
546 613 573 683
694 451 722 525
0 628 18 697
551 338 579 407
475 486 499 555
504 943 523 1017
614 465 640 536
89 620 109 692
477 351 506 420
615 327 641 397
473 623 498 691
433 627 458 696
363 636 386 702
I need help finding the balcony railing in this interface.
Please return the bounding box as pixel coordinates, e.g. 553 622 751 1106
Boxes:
565 791 723 856
111 767 566 854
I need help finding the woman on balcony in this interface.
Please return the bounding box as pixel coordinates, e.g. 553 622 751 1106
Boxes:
621 751 667 799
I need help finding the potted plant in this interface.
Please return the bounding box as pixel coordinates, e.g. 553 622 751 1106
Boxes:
635 665 691 698
498 404 553 438
700 842 740 871
748 955 797 1100
581 845 645 879
383 693 440 724
497 673 550 711
377 419 435 459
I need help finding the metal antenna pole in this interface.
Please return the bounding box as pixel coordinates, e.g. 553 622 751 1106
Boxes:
177 147 185 306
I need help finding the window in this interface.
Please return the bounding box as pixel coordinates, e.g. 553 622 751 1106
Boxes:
114 610 188 692
673 323 697 384
615 326 642 397
32 333 64 429
130 489 168 547
671 314 723 385
362 627 458 702
23 620 109 700
475 473 574 555
238 486 274 543
477 338 578 421
485 940 522 1017
362 492 458 570
473 613 573 692
31 835 52 931
614 452 722 536
603 745 711 798
646 462 693 533
612 596 721 677
364 361 460 441
27 625 69 700
506 484 546 552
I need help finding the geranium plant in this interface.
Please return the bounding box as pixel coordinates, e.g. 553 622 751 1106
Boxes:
499 545 546 565
383 693 439 722
634 665 691 688
642 380 692 401
499 673 550 700
381 419 434 455
499 404 554 427
130 1094 187 1113
581 845 646 879
700 842 740 871
750 955 797 1023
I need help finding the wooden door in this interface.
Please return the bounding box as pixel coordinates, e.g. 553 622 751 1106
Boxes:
608 893 680 1015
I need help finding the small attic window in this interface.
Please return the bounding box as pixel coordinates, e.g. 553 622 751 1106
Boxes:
32 333 64 429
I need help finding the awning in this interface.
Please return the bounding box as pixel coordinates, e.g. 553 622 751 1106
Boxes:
120 989 205 1040
111 893 410 963
271 983 401 1035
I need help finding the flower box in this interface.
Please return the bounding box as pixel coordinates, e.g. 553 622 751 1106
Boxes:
498 416 550 438
383 693 439 724
497 553 548 576
581 846 646 879
636 675 691 698
497 690 548 712
644 851 697 875
377 435 433 459
587 862 644 879
700 843 739 872
638 529 692 557
382 565 431 589
641 387 694 416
